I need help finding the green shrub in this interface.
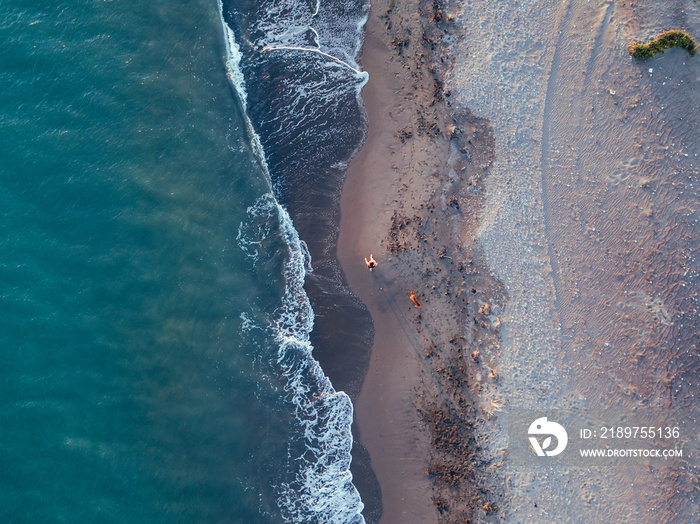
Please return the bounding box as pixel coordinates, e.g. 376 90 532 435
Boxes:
627 30 697 59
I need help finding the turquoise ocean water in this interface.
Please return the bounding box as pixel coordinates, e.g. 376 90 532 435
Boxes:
0 1 364 522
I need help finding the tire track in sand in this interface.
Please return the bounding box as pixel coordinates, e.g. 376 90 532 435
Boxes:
538 0 615 360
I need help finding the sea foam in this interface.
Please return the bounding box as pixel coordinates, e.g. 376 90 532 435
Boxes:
237 194 365 524
218 0 367 519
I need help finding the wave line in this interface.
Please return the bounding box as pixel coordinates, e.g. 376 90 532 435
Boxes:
260 45 367 77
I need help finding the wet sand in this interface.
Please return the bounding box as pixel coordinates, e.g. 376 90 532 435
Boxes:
339 25 438 523
339 0 507 520
341 0 700 522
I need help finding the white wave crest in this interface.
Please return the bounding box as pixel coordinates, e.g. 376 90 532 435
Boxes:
238 194 365 524
220 0 371 517
217 1 271 179
274 199 364 524
218 0 248 109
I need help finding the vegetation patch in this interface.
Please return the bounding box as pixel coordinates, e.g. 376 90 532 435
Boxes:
628 30 697 59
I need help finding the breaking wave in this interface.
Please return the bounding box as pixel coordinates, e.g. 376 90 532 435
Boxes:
218 0 369 520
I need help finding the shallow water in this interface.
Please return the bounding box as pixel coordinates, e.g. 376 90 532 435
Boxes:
0 1 368 521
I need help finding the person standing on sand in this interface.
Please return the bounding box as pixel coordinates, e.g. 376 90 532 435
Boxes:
410 291 421 308
364 254 377 271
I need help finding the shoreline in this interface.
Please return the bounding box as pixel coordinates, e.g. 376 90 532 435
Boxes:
340 0 506 521
340 24 437 521
339 24 437 521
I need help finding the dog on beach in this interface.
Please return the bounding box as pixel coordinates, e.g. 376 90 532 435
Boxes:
410 291 421 308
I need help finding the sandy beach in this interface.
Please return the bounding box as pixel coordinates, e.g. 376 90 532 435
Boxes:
338 25 438 523
339 0 507 520
340 0 700 522
449 0 700 520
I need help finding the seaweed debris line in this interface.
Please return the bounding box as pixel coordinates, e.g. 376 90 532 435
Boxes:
339 0 508 520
